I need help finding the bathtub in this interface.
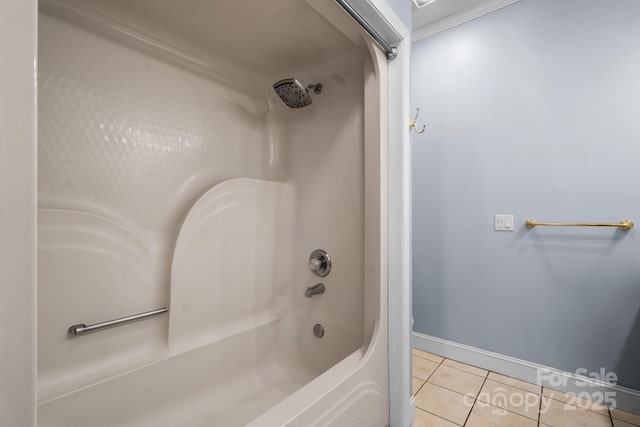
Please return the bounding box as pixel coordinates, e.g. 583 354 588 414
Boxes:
39 317 387 426
37 0 389 425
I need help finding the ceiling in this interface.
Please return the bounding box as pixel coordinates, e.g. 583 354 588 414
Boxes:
412 0 502 34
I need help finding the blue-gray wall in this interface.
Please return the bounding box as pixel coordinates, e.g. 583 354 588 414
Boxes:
411 0 640 390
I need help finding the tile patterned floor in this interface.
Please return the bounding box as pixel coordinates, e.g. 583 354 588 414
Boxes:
412 349 640 427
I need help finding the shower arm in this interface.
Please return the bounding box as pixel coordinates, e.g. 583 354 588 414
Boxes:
306 83 323 94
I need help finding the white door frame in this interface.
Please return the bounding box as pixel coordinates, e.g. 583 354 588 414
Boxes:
387 35 413 427
0 1 38 426
343 2 413 426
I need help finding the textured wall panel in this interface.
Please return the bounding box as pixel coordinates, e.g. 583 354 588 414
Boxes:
39 12 278 232
37 3 368 409
37 11 283 400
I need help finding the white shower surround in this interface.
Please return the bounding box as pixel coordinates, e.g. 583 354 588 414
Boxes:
35 0 390 426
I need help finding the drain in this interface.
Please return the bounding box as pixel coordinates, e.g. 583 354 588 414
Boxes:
313 323 324 338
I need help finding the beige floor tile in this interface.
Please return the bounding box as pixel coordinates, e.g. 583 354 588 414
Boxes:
415 383 474 425
539 396 612 427
413 408 459 427
414 356 439 380
542 387 609 415
413 348 445 364
477 379 540 420
611 409 640 426
443 359 488 378
413 377 426 396
465 401 537 427
487 372 541 395
429 364 486 398
613 418 637 427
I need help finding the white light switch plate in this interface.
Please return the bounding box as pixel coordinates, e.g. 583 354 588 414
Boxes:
495 214 514 231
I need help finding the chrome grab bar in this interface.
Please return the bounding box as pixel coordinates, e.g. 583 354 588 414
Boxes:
68 307 167 336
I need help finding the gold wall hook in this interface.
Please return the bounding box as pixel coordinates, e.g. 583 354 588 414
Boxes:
409 107 426 134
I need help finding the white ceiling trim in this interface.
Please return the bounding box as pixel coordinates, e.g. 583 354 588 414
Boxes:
365 0 410 38
343 0 409 43
412 0 520 42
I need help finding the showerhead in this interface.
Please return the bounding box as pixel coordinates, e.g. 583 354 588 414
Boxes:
273 78 322 109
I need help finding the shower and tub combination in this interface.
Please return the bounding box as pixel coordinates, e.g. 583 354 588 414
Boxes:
36 0 389 425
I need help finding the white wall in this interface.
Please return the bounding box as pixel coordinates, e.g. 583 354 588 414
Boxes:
0 1 37 426
412 0 640 389
283 55 366 371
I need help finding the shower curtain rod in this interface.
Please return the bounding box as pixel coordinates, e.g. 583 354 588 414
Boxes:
335 0 398 60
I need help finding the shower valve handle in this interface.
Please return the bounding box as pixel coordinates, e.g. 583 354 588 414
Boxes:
309 258 323 271
308 249 331 277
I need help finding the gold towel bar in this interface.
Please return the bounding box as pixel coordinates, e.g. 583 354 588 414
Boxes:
525 219 634 231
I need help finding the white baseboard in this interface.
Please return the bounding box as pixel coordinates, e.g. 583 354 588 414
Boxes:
412 332 640 414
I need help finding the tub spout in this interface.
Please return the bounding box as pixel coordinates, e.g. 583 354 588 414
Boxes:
305 283 325 298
